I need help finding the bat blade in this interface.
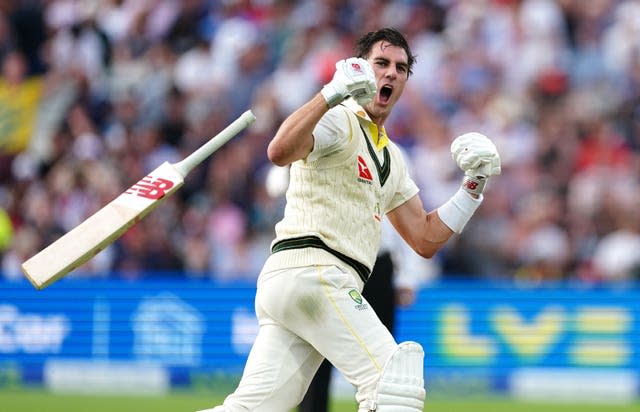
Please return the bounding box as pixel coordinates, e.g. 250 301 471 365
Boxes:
21 162 183 290
22 110 255 290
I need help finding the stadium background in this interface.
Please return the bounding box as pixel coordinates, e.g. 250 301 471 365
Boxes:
1 0 639 410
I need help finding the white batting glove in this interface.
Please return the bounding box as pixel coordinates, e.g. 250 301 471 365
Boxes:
451 132 501 196
321 57 376 108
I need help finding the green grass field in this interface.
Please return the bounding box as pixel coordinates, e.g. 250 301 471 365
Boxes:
2 388 640 412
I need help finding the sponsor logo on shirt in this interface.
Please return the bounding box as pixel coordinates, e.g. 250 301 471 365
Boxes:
357 155 373 185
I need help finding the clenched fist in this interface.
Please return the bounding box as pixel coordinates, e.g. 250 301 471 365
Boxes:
451 132 501 196
321 57 376 108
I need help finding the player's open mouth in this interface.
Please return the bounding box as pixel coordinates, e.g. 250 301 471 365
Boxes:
379 85 393 103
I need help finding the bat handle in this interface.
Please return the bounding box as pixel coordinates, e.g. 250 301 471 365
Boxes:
173 110 256 176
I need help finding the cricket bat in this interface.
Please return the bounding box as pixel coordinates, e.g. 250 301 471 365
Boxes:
22 110 256 290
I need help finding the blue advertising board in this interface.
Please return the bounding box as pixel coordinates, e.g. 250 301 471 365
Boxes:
0 278 638 397
399 282 640 370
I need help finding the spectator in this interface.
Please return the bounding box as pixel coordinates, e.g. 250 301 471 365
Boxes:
1 0 639 286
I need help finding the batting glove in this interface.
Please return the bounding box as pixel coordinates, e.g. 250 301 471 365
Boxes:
321 57 376 108
451 132 501 196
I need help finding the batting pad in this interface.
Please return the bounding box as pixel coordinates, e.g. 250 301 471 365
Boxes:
365 341 426 411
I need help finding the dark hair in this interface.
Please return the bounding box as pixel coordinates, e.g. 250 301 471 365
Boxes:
354 28 416 76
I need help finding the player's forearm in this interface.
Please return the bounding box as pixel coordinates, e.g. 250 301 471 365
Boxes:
388 197 455 259
413 209 455 258
411 186 486 258
267 93 328 166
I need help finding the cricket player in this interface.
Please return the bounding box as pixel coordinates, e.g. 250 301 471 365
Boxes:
299 218 434 412
200 27 500 412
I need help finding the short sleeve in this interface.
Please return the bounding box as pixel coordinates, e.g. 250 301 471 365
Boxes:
307 106 351 162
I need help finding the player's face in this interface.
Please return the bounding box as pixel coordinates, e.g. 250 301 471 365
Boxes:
363 41 409 124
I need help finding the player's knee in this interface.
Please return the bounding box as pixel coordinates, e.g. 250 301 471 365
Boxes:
360 341 426 412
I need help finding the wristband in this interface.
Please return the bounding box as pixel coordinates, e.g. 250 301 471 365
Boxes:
437 188 483 234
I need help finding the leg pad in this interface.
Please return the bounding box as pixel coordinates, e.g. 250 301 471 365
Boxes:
363 341 426 412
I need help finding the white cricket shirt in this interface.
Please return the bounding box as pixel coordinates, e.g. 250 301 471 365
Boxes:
264 99 419 287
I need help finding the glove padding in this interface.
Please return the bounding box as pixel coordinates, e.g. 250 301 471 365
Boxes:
321 57 376 108
451 132 501 195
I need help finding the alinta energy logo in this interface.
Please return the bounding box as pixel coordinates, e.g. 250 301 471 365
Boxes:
348 289 368 311
357 155 373 185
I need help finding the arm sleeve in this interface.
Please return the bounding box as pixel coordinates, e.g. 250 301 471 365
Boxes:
307 106 351 162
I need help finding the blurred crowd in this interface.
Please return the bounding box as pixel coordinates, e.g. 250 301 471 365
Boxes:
0 0 639 284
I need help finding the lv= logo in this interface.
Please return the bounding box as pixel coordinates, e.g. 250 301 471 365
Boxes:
126 176 175 200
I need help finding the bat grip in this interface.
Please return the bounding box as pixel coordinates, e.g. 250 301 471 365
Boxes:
173 110 256 176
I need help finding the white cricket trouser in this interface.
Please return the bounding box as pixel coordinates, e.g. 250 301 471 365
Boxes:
221 265 398 411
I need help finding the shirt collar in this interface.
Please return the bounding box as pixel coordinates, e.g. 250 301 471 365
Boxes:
342 98 389 150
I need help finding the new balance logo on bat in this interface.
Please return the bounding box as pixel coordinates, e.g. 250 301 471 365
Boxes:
126 176 175 199
357 155 373 185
